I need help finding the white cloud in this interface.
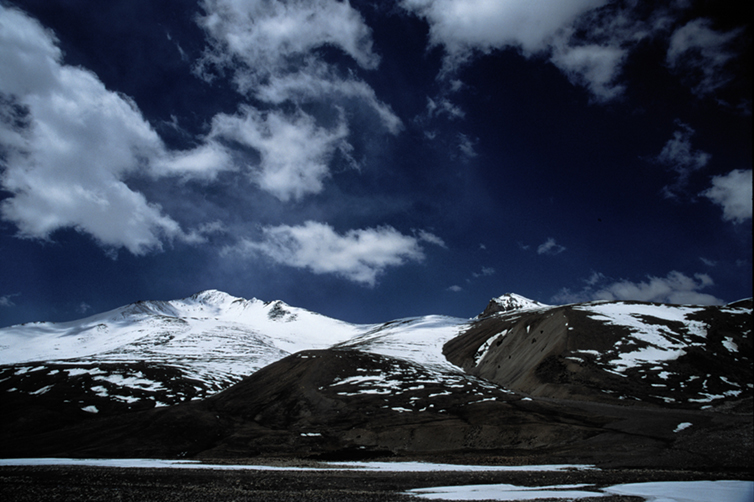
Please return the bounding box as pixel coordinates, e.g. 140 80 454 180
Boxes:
195 0 401 199
699 257 717 267
553 271 723 306
209 106 352 202
447 285 463 292
197 0 379 83
400 0 606 65
702 169 753 223
549 42 626 102
399 0 637 100
472 267 495 278
151 142 233 181
0 293 20 308
457 133 478 160
249 60 402 135
426 97 464 120
229 221 434 286
537 238 566 256
654 122 711 197
417 229 446 248
0 5 205 255
401 1 744 104
667 19 743 97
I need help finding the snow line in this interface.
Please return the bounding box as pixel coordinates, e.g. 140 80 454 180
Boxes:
0 458 595 472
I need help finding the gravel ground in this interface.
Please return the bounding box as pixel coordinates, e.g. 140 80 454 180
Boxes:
1 464 749 502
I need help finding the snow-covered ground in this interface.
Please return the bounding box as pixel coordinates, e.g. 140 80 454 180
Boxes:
334 315 468 370
0 458 594 472
1 459 750 501
572 302 710 372
408 479 754 501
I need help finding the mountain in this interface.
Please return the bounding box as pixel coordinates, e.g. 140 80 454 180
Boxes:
445 298 752 410
0 290 369 411
0 290 751 470
479 293 551 316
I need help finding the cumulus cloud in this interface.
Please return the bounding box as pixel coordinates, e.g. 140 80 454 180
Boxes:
667 18 743 97
197 0 380 83
208 106 352 202
398 0 638 100
552 271 724 305
0 5 205 254
549 41 626 102
702 169 753 223
194 0 401 200
654 122 711 197
399 0 605 65
537 238 566 256
228 221 438 286
401 1 745 103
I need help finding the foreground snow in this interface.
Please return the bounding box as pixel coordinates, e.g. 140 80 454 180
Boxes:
0 458 593 472
407 480 754 501
2 459 750 501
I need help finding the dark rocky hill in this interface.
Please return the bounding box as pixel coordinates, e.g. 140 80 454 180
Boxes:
444 298 752 409
0 293 751 472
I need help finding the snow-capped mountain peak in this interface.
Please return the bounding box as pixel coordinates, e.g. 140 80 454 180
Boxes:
481 293 550 317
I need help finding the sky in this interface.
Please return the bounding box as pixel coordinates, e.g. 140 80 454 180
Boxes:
0 0 751 328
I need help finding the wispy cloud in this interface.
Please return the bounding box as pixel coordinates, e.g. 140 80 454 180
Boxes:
699 257 717 267
702 169 753 223
654 122 711 198
398 0 630 101
0 293 20 308
399 0 605 71
472 267 495 278
226 221 441 287
457 133 478 160
196 0 380 86
537 238 566 256
194 0 401 201
401 0 745 103
0 3 403 257
208 106 352 202
553 271 724 305
667 18 744 97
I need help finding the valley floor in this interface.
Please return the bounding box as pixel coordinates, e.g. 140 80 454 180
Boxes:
1 461 751 501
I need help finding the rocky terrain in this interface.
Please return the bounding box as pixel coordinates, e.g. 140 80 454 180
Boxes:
0 291 751 474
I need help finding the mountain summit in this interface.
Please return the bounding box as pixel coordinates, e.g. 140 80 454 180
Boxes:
0 290 751 469
480 293 550 316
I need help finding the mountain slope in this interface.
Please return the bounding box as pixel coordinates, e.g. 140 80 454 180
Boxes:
0 290 751 469
444 298 752 409
0 290 372 410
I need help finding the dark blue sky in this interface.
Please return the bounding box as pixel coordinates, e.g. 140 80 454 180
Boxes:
1 0 751 327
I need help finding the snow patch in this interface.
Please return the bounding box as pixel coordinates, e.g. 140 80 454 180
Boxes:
674 422 692 432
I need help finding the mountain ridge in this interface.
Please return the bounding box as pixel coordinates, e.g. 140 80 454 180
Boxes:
0 289 751 469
